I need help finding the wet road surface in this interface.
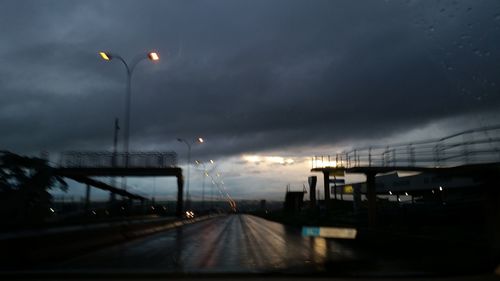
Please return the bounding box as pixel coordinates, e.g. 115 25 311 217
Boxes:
50 214 359 273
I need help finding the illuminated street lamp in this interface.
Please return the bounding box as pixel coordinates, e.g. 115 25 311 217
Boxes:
99 51 159 167
177 137 204 208
195 160 215 211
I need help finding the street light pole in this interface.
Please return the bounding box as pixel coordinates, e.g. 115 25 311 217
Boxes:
177 137 204 210
195 160 214 211
109 117 119 202
99 51 159 167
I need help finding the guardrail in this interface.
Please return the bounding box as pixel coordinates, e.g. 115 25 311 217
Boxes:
0 214 223 266
312 124 500 169
59 151 178 168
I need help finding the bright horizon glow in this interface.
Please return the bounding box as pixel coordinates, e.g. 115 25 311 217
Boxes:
312 159 337 168
242 155 295 165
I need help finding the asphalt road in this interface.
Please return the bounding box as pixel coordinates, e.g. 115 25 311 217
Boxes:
50 214 360 273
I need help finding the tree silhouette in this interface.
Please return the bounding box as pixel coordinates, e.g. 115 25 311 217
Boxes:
0 151 67 228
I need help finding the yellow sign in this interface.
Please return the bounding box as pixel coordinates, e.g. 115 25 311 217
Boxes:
320 227 357 239
303 226 357 239
343 185 353 194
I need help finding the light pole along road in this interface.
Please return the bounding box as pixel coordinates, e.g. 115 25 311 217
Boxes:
99 51 159 168
177 137 204 209
195 159 215 211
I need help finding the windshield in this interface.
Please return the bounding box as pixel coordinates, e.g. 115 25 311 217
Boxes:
1 0 500 278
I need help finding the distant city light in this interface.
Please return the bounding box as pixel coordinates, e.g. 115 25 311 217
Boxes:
185 211 195 218
405 192 409 196
210 159 214 164
388 191 392 195
439 186 443 191
49 208 55 213
198 137 204 143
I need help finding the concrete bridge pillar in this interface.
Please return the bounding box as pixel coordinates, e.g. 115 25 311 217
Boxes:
365 172 377 227
308 176 317 208
485 175 500 262
85 184 91 212
176 174 184 218
323 171 330 204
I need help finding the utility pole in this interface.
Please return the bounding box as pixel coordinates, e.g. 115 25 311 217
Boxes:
110 118 120 202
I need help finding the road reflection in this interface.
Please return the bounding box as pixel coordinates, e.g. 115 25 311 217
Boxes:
173 227 183 271
49 214 361 273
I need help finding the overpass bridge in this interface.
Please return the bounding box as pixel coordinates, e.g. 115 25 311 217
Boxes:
55 151 185 217
311 124 500 226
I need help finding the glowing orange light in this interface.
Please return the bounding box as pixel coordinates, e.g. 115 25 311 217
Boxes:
148 52 159 61
99 52 111 61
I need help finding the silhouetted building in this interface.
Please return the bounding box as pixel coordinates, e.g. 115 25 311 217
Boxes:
308 176 317 208
260 199 266 211
284 191 304 213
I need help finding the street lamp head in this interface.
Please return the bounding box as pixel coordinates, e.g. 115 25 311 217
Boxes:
99 52 112 61
148 52 160 61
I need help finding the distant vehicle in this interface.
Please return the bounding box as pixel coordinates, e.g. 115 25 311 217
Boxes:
185 211 195 219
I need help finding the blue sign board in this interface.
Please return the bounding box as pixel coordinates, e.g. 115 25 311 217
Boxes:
302 227 320 237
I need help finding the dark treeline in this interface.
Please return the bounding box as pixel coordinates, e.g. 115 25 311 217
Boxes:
0 151 67 229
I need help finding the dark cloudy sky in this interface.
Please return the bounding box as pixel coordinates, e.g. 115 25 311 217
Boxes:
1 0 500 200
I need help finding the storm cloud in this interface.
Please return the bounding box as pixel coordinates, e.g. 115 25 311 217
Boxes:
1 0 500 161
